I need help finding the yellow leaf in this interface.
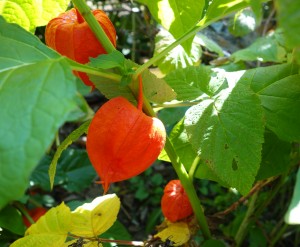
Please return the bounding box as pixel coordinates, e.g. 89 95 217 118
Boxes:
70 194 120 237
154 222 190 246
10 202 71 247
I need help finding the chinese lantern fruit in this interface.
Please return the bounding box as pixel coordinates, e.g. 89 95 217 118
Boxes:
23 207 47 227
45 8 116 87
161 180 193 222
86 96 166 193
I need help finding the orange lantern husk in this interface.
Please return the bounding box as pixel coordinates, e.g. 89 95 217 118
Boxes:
161 180 194 222
45 8 116 87
86 96 166 193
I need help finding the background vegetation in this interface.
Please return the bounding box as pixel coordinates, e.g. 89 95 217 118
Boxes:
0 0 299 246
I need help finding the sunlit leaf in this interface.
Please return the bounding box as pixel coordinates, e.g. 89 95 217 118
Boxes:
154 28 202 74
0 0 69 32
159 119 230 187
164 66 227 101
184 81 264 195
10 203 71 247
138 0 205 51
0 0 38 32
70 194 120 237
202 0 264 25
155 222 190 246
36 0 70 26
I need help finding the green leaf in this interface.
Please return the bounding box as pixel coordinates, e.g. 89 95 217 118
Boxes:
249 0 263 24
58 149 97 192
0 205 25 235
158 107 187 132
164 66 227 101
0 0 69 32
120 74 133 87
197 33 224 57
257 74 300 142
184 82 264 195
11 202 71 247
0 17 78 209
275 0 300 48
138 0 205 51
203 0 257 25
228 8 258 37
249 227 267 247
237 63 300 142
202 239 226 247
48 120 91 190
231 35 287 63
294 47 300 65
90 72 136 103
256 130 292 181
284 167 300 224
159 118 197 166
159 118 230 187
89 50 126 71
32 149 97 192
100 220 131 247
66 92 94 122
154 29 202 74
142 68 176 104
30 155 58 191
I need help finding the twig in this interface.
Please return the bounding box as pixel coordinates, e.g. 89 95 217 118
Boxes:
211 178 276 218
68 234 144 246
262 7 276 36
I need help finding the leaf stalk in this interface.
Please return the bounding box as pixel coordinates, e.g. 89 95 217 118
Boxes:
72 0 115 54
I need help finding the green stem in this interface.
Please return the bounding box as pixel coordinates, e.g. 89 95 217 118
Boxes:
164 138 211 240
134 85 211 239
132 17 215 79
189 155 201 182
72 0 115 54
133 25 201 79
235 192 258 246
270 223 288 247
13 202 35 225
67 58 121 82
